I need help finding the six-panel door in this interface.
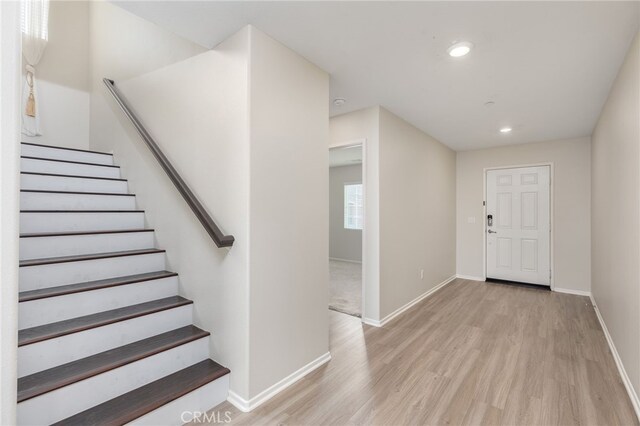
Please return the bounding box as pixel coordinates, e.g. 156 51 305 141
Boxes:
486 166 550 286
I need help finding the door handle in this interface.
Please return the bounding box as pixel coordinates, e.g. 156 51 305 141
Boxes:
488 230 497 234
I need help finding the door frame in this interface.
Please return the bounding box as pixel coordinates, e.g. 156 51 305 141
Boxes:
329 138 367 321
482 163 555 290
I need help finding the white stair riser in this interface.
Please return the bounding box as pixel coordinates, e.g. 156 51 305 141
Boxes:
21 173 128 194
21 158 121 179
18 305 193 377
20 231 155 261
129 375 230 426
19 276 179 329
20 252 166 292
17 338 210 425
21 212 145 233
21 192 136 211
21 145 114 166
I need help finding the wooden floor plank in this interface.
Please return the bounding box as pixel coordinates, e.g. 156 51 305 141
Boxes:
196 279 638 425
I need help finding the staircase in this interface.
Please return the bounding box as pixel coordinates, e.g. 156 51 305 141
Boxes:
17 142 230 425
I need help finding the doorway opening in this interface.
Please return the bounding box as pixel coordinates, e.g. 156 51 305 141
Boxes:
484 164 553 288
328 143 364 317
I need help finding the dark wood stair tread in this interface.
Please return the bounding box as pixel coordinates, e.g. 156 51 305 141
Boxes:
21 189 135 196
21 142 114 156
18 325 209 403
20 271 178 302
19 296 192 347
21 156 120 168
53 359 230 426
21 229 153 238
21 171 127 182
20 248 165 267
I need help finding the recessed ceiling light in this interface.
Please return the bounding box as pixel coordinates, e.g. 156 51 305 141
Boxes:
447 41 473 57
333 98 346 107
500 127 512 133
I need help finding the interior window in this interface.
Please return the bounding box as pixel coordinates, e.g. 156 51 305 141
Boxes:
344 184 363 230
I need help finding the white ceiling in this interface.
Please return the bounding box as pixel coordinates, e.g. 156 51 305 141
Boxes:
329 144 362 168
114 1 639 151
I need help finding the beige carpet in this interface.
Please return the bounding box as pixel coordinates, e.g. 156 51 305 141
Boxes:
329 260 362 317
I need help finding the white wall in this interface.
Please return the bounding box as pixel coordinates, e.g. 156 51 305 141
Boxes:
116 39 251 400
23 1 90 150
592 31 640 403
88 0 206 86
90 21 250 400
329 164 362 262
378 107 456 319
456 137 592 293
88 0 206 152
329 107 456 323
89 16 330 403
247 26 329 399
330 107 380 321
0 2 21 423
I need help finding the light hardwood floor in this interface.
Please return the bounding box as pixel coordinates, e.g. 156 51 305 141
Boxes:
204 279 638 425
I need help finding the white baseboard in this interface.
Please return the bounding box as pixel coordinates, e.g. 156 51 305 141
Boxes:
554 287 591 297
227 352 331 413
329 257 362 264
361 317 382 327
589 295 640 421
456 274 485 282
364 275 456 328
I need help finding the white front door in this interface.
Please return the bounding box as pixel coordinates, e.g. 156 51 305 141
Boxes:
486 166 550 286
